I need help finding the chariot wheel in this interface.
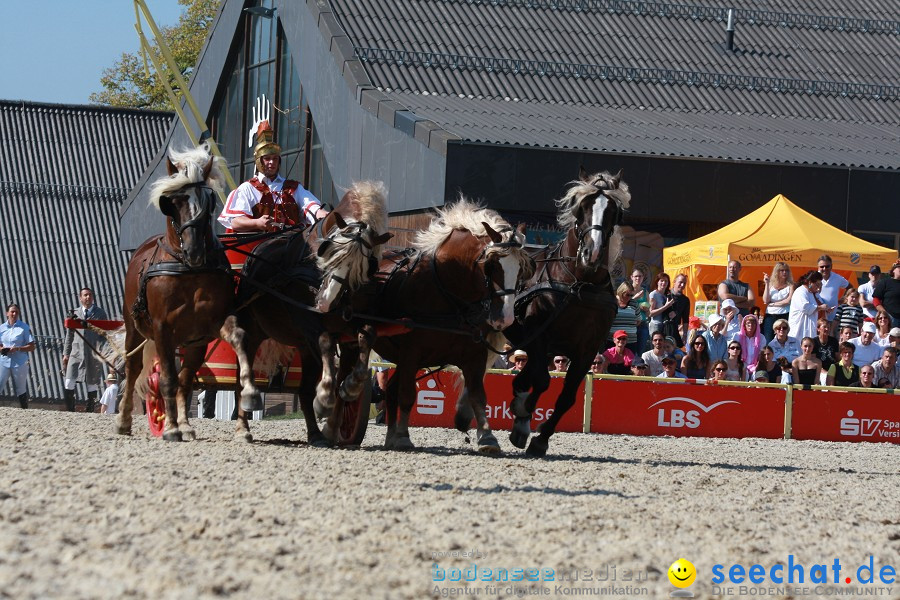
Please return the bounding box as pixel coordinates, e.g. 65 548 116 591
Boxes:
337 373 371 447
146 394 165 437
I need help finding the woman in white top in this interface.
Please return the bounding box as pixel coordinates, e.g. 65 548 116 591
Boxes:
788 270 829 341
648 272 674 337
762 261 794 342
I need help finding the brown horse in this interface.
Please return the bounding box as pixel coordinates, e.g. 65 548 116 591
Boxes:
116 144 260 441
323 199 533 451
230 181 392 444
502 169 630 457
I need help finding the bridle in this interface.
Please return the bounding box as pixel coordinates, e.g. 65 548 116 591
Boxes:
316 221 382 308
572 189 622 270
169 182 217 248
477 230 526 308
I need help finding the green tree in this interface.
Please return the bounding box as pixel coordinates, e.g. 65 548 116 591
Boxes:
91 0 221 110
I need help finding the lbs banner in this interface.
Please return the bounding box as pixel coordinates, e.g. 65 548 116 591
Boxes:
590 379 786 439
791 390 900 443
407 371 585 433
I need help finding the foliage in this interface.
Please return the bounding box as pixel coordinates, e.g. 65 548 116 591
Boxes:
91 0 221 110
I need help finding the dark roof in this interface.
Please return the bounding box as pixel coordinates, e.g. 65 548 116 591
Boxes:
328 0 900 169
0 100 172 401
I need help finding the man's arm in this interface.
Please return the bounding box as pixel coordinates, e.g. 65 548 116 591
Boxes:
718 281 752 308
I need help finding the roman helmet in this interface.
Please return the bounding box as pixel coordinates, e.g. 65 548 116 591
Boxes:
248 95 281 172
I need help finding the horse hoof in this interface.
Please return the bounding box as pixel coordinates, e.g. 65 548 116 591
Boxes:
309 435 332 448
525 437 548 458
320 422 336 443
386 435 415 451
114 416 131 436
476 431 501 454
234 431 253 443
180 428 196 442
509 427 529 449
240 392 263 413
162 429 183 442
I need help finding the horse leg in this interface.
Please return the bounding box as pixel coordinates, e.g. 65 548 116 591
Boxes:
231 330 262 443
220 315 263 413
155 337 181 442
175 345 205 441
325 325 375 444
297 345 328 447
389 363 417 451
526 360 586 458
461 359 500 455
314 332 337 420
509 355 551 449
115 321 145 436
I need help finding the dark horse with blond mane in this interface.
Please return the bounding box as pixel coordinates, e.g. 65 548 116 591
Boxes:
116 144 260 441
229 181 392 444
502 169 630 457
317 198 533 452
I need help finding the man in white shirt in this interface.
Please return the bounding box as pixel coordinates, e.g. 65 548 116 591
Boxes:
817 254 848 335
858 265 881 320
641 331 668 377
99 373 119 415
218 99 327 232
850 321 882 367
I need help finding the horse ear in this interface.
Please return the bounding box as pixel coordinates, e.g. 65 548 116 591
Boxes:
482 222 503 244
334 212 348 229
516 222 527 236
202 157 214 180
166 156 178 176
579 165 590 182
373 232 393 246
610 169 624 188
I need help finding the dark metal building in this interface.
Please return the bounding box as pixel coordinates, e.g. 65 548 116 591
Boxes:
121 0 900 251
0 100 171 402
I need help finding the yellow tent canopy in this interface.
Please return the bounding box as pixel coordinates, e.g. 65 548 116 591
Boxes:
662 194 898 313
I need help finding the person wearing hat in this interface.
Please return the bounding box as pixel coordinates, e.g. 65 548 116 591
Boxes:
720 298 741 342
510 349 528 372
656 356 687 380
873 261 900 329
849 321 882 367
888 327 900 350
99 372 119 415
602 329 635 375
218 96 328 233
629 356 650 377
858 265 882 320
703 313 728 361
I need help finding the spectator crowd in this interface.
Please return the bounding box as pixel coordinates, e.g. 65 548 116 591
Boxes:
495 257 900 390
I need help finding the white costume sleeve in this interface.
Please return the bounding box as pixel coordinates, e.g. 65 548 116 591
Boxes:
218 183 260 229
293 183 322 225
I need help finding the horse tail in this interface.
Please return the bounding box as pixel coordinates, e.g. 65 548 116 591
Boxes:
253 339 294 378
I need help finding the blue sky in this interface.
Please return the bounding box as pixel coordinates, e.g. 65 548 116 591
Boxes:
0 1 186 105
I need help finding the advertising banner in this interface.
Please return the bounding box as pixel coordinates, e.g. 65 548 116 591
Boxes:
407 371 585 433
590 379 785 439
791 390 900 443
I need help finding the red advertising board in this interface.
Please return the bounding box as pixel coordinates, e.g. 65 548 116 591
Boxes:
407 371 585 433
791 389 900 444
590 379 786 439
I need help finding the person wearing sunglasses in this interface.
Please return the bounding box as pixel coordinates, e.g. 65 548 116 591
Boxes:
708 359 729 382
682 336 711 379
590 353 606 375
603 330 635 376
552 356 570 373
849 365 877 388
769 318 801 365
630 356 650 377
723 343 745 381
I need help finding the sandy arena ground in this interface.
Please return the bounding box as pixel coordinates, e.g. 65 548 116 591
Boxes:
0 407 898 600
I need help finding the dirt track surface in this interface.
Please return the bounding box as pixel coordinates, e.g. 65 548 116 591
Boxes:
1 407 898 600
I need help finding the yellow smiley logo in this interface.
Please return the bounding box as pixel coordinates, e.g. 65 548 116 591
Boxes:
668 558 697 588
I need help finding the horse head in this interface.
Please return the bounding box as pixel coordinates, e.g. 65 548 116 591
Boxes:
150 143 225 269
315 181 392 312
556 168 630 273
479 221 533 330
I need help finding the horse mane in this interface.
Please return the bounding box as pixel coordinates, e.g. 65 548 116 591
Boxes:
316 181 390 291
555 171 631 230
148 142 226 209
414 196 510 255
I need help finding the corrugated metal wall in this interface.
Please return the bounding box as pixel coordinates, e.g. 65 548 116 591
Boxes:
0 101 172 402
